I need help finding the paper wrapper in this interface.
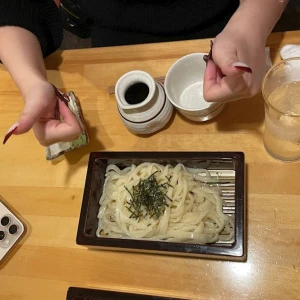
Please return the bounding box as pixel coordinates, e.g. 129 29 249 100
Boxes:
45 91 89 160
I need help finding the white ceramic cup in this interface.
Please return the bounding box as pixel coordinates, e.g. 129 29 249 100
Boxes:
165 53 225 122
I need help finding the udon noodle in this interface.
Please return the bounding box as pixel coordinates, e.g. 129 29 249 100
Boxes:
96 162 234 243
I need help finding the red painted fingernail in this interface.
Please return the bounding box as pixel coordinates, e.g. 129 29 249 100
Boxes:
203 40 214 65
52 84 70 105
203 55 209 64
232 62 252 74
3 122 20 145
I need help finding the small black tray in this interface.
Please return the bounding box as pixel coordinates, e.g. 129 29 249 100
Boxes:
67 287 185 300
76 152 246 261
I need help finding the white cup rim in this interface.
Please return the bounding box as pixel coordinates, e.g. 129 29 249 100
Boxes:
115 70 156 110
165 53 217 112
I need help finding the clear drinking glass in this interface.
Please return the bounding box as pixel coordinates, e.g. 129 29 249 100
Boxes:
262 57 300 161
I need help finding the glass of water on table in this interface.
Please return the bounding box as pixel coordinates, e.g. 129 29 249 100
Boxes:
262 57 300 162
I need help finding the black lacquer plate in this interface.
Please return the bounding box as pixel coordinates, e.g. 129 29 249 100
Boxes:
67 287 186 300
76 152 246 261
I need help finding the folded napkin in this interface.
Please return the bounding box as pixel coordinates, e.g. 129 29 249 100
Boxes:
280 44 300 59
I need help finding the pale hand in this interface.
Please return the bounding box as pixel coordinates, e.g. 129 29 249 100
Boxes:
4 81 82 146
203 29 266 103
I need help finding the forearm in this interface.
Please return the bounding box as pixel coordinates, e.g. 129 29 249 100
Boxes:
0 27 47 97
226 0 289 43
0 0 63 58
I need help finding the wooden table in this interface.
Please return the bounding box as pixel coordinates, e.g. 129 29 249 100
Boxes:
1 30 300 300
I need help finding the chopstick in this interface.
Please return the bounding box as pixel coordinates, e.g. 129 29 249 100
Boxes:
108 76 165 95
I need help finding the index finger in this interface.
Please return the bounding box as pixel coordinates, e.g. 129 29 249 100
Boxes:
51 99 82 140
203 60 247 102
35 100 82 146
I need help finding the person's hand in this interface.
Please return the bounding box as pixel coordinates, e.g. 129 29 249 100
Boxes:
203 28 266 103
3 81 82 146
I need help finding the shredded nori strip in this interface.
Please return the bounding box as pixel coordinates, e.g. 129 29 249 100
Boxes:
125 171 172 220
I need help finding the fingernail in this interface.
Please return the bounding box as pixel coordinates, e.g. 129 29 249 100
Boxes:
232 62 252 74
203 54 209 64
3 122 20 145
203 40 214 65
52 84 70 105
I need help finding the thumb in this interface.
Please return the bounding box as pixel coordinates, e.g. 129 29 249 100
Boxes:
3 101 45 145
211 39 252 77
212 46 252 77
16 100 46 134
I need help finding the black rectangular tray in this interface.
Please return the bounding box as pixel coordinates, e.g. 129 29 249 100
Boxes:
76 152 246 261
67 287 185 300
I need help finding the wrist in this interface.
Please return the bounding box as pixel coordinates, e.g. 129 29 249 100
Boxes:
0 26 48 98
225 0 282 45
21 77 49 100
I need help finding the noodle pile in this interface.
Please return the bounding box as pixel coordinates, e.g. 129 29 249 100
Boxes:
97 163 234 243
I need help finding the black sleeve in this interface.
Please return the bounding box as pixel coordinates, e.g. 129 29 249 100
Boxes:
0 0 63 57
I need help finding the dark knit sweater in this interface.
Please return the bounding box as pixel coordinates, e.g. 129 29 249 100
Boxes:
79 0 239 35
0 0 62 57
0 0 239 56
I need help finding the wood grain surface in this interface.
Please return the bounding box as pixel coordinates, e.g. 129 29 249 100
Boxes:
0 31 300 300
